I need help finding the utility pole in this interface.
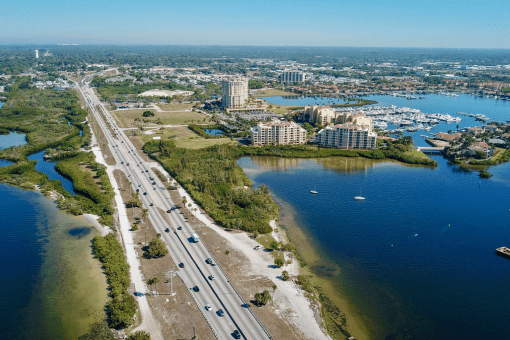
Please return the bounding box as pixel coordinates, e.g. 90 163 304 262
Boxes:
166 269 177 296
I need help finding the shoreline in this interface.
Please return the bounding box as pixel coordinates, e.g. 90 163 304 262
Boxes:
152 163 333 340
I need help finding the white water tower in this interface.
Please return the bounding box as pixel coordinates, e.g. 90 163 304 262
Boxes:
35 50 39 59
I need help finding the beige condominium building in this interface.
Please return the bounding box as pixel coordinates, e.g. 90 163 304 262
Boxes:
222 77 249 108
317 114 377 150
281 70 306 83
251 119 307 146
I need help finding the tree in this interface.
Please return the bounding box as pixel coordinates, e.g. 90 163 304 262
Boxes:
281 270 290 281
254 290 271 306
127 331 151 340
182 196 187 205
270 241 280 250
142 209 148 224
274 258 284 268
142 111 154 117
225 250 230 255
146 238 168 258
78 320 114 340
132 224 139 231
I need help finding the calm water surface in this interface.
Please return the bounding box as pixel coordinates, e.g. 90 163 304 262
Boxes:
28 151 76 194
0 184 107 339
204 128 224 136
239 155 510 339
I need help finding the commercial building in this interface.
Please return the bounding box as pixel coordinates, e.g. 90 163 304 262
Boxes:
281 70 305 83
35 50 39 59
222 77 249 108
251 119 307 146
317 118 377 150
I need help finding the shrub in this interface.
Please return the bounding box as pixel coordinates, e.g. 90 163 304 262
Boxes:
281 270 290 281
274 258 284 268
145 238 169 258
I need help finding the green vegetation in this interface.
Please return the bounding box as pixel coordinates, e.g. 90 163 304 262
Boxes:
92 234 136 330
55 152 114 225
144 141 279 233
254 290 272 306
274 258 284 268
142 110 155 117
281 270 290 281
145 237 169 258
127 331 151 340
479 170 492 178
78 320 114 340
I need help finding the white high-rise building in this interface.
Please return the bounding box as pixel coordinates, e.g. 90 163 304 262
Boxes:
222 77 248 108
35 50 39 59
281 70 305 83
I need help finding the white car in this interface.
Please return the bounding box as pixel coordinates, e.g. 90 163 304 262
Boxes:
208 275 215 281
205 304 211 311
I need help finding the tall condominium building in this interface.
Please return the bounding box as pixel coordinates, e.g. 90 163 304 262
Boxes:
281 70 305 83
251 119 307 146
317 122 377 150
35 50 39 59
222 77 248 108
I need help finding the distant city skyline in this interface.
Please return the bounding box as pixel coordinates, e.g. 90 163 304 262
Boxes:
1 0 509 48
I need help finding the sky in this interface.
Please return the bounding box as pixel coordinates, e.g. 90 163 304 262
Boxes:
1 0 509 48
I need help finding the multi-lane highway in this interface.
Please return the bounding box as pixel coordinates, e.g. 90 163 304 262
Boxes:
76 76 271 340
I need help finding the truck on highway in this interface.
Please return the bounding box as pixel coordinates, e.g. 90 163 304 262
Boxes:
192 233 199 243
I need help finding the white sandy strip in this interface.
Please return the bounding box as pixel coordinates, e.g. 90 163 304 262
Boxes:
90 129 164 339
153 165 331 340
83 213 111 237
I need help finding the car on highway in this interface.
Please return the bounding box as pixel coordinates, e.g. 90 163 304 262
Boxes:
193 286 199 292
149 177 154 180
136 189 139 192
165 228 169 232
145 170 149 172
121 161 123 164
208 275 215 281
128 175 131 177
206 258 214 265
138 184 141 187
143 192 147 195
218 309 225 317
150 203 154 206
152 182 156 185
179 262 184 268
177 226 182 230
205 304 211 311
233 330 241 339
166 209 172 213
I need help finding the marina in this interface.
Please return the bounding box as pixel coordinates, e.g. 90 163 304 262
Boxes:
496 246 510 258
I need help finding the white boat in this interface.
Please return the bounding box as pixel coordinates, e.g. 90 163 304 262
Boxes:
354 188 365 201
311 185 318 195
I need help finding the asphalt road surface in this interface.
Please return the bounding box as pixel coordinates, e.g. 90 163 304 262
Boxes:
76 76 271 340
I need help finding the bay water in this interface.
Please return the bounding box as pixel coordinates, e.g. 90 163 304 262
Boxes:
242 94 510 339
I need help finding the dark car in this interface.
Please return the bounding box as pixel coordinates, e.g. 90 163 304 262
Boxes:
143 192 147 195
233 330 241 339
152 182 156 185
165 228 169 232
179 262 184 268
138 184 141 187
121 161 123 164
136 189 139 192
150 203 153 206
177 226 182 230
193 286 199 292
218 309 224 317
206 258 213 265
145 170 149 172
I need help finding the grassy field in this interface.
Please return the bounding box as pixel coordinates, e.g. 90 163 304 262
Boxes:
251 88 299 97
490 147 506 162
111 109 212 127
155 103 194 111
406 148 431 159
138 126 238 149
268 104 299 115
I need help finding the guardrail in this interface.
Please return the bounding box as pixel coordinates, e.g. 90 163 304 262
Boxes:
176 272 220 340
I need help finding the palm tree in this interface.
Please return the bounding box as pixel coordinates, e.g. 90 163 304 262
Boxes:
272 285 277 306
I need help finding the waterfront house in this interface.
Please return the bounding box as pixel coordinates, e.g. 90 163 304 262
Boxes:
434 132 461 142
468 126 484 135
467 141 493 158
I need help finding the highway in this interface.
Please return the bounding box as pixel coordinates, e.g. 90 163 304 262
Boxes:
76 76 271 340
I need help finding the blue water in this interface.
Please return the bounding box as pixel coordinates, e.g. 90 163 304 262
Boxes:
28 151 76 195
204 128 223 136
0 184 45 339
259 95 346 106
63 117 83 137
0 131 27 150
239 155 510 339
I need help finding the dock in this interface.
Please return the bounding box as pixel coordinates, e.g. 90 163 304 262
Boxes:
496 247 510 258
